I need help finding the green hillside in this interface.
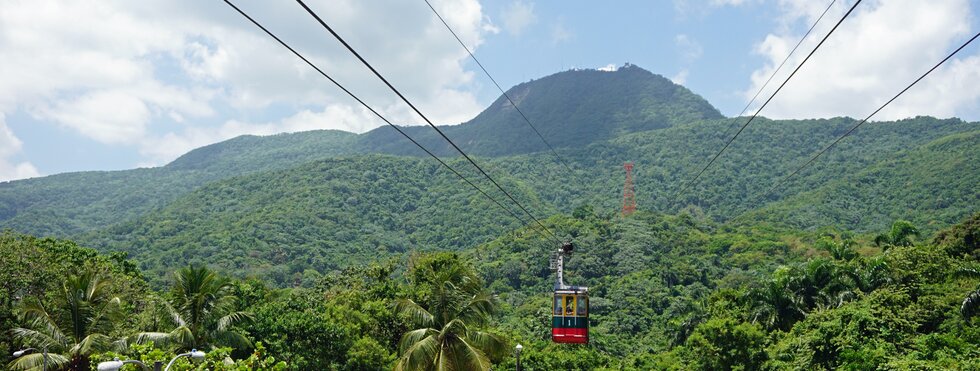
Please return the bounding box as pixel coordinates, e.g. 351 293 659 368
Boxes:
741 130 980 231
0 66 975 288
81 155 551 286
0 66 715 238
0 130 359 237
480 116 977 232
68 116 978 286
6 208 977 369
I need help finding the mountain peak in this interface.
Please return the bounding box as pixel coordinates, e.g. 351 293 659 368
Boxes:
361 64 722 156
457 64 721 153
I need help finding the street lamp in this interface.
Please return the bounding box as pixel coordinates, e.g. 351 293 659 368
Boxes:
97 349 206 371
12 346 48 371
515 343 523 371
97 359 149 371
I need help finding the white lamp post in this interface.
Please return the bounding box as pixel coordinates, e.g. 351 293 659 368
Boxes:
515 343 523 371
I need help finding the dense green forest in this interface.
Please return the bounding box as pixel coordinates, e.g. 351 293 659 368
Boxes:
0 66 977 369
3 212 978 369
63 114 976 286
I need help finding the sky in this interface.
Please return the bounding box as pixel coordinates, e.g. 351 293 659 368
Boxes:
0 0 978 181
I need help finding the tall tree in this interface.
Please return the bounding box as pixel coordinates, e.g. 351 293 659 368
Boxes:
9 271 122 371
137 265 251 351
393 253 507 371
874 220 920 249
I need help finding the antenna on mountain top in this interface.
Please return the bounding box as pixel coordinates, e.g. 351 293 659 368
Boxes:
622 162 636 216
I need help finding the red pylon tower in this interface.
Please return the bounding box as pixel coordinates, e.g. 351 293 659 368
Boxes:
622 162 636 216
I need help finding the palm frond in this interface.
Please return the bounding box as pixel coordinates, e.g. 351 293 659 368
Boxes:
439 335 491 371
456 292 496 326
398 328 439 354
217 311 253 331
169 326 195 349
464 329 508 360
133 332 173 346
395 332 440 371
7 352 70 371
213 329 253 350
10 327 61 351
395 298 435 328
72 333 111 356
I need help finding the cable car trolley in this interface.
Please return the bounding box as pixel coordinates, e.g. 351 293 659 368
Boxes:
551 242 588 343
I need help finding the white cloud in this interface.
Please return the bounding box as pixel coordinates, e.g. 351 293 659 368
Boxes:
35 91 150 144
501 1 537 36
0 0 496 172
711 0 757 6
672 69 690 85
675 34 704 62
552 21 572 44
0 114 39 181
597 64 619 72
746 0 980 120
139 104 384 165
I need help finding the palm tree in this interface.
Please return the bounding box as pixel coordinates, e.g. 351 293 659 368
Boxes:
9 271 123 371
136 265 251 351
874 220 920 249
393 257 507 371
842 256 892 294
747 277 805 332
817 235 858 261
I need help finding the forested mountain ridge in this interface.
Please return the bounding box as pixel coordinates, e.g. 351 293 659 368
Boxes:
740 130 980 231
0 65 975 287
0 130 361 236
74 116 978 286
0 65 717 238
0 63 977 369
81 155 552 285
357 63 723 156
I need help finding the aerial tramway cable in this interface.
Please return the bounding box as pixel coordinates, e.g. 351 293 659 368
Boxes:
720 0 837 137
676 0 862 197
760 31 980 200
423 0 577 176
221 0 543 236
295 0 563 244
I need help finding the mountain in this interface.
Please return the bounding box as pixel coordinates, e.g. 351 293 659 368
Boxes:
741 130 980 231
0 65 976 286
357 64 723 156
0 66 716 238
0 130 359 236
77 116 978 286
82 155 549 285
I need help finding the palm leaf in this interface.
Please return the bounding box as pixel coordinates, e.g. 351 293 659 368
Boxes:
71 333 112 356
133 331 174 346
217 311 253 331
398 328 439 354
6 352 70 371
395 332 440 371
213 329 253 350
395 298 436 328
10 328 62 352
464 329 508 359
439 335 491 371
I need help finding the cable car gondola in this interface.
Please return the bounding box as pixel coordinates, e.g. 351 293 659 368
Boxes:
551 242 588 343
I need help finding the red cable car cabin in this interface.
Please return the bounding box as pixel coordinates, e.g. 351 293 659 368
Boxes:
552 287 588 343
